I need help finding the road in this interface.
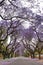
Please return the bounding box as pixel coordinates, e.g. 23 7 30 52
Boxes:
0 57 43 65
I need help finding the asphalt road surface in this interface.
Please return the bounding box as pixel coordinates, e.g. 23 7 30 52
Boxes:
0 57 43 65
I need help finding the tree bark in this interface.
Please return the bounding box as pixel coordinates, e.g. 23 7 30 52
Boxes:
32 53 35 58
39 52 41 59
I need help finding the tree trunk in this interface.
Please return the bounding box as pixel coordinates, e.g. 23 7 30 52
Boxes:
39 52 41 59
31 53 35 58
32 53 35 58
31 54 32 58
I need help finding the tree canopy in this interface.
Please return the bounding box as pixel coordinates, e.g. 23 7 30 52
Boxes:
0 0 43 59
